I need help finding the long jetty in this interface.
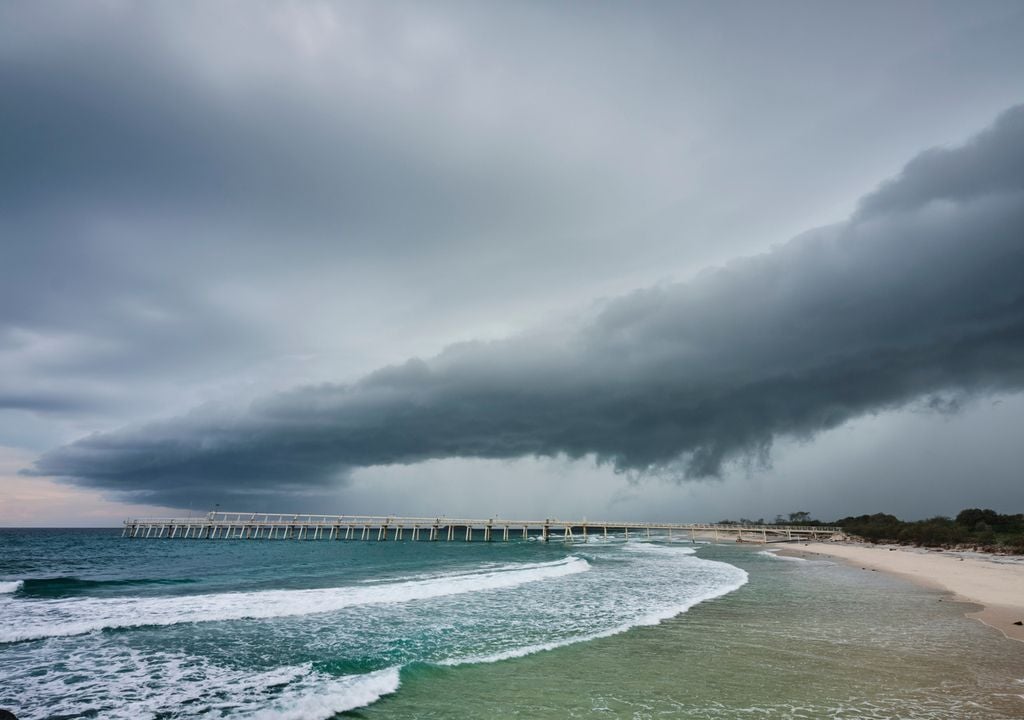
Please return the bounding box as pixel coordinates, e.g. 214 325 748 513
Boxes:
122 512 842 544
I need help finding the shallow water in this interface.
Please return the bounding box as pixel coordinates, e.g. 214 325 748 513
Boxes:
1 530 1022 718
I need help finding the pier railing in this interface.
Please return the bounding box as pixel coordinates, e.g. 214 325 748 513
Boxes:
122 511 843 544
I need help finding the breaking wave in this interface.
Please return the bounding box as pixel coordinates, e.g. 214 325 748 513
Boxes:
0 556 589 643
0 580 23 594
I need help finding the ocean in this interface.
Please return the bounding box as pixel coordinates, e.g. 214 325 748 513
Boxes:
1 529 1022 718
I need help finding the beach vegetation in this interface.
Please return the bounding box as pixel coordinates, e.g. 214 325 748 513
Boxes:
835 508 1024 552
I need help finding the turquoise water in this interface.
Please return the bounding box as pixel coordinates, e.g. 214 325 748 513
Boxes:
1 530 1022 718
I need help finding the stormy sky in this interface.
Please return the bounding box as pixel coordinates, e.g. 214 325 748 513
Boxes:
3 1 1024 525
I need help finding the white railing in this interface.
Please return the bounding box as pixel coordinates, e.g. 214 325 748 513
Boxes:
123 511 840 533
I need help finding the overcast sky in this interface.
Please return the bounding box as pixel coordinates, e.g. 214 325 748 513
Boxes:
3 0 1024 526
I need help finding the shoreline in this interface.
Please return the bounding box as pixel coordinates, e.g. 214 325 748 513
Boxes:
777 542 1024 642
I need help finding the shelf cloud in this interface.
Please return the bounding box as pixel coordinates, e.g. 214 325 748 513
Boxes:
27 105 1024 509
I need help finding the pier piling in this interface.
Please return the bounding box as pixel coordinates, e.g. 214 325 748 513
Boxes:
120 512 842 545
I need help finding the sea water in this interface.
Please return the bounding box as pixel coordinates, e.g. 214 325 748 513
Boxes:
1 529 1022 719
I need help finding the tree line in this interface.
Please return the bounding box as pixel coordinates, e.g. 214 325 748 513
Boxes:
717 508 1024 552
834 508 1024 552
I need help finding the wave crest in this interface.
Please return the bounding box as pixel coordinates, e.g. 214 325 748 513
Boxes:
0 556 589 644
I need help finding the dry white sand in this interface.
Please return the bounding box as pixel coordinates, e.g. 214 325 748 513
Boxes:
787 542 1024 642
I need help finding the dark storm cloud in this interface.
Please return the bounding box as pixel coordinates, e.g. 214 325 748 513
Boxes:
857 105 1024 215
28 106 1024 508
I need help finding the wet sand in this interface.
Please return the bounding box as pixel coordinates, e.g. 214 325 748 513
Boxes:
785 542 1024 641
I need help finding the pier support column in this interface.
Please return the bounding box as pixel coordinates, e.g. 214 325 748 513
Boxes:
542 524 549 542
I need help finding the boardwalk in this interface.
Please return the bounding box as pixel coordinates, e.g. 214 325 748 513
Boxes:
123 512 842 544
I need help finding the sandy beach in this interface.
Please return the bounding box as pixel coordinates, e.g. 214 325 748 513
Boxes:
789 543 1024 642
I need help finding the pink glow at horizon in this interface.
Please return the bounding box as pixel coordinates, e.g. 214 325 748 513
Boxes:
0 446 179 527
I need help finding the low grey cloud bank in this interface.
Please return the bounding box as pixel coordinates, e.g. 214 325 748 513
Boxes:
29 106 1024 508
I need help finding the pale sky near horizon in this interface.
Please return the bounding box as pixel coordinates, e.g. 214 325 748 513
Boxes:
2 1 1024 526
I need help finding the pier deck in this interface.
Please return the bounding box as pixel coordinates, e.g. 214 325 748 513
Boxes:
122 512 842 544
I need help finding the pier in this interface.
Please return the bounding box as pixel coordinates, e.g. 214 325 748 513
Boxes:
122 512 842 544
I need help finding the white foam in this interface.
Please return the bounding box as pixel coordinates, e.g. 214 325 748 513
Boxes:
0 556 589 643
758 550 809 562
0 580 22 594
440 552 748 667
243 667 400 719
358 558 566 584
757 549 834 566
1 642 399 720
621 541 698 556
